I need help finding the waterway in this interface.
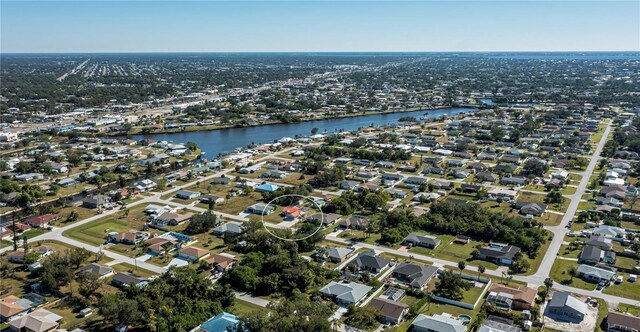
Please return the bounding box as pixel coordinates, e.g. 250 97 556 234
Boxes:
133 107 476 157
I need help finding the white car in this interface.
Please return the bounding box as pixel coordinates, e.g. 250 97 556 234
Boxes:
568 231 576 237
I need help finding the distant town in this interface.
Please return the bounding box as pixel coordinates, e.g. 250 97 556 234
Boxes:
1 52 640 332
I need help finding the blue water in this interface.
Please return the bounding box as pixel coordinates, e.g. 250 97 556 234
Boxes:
134 107 475 157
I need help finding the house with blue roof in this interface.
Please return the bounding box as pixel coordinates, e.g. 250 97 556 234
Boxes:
255 183 280 193
197 312 241 332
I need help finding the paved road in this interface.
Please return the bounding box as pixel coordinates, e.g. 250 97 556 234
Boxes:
5 123 638 308
519 122 612 286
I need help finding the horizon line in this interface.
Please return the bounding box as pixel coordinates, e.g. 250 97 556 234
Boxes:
2 50 640 55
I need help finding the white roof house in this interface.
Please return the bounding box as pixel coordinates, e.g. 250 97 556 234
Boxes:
411 313 467 332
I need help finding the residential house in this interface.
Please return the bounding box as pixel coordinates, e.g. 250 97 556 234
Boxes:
351 251 390 274
405 176 428 185
391 263 438 290
306 212 343 226
324 247 355 263
411 313 467 332
145 237 178 255
340 180 360 190
204 253 237 273
255 183 280 193
513 202 547 216
246 203 275 215
476 172 500 182
547 291 587 322
109 230 148 245
0 295 35 322
199 194 224 204
585 235 613 251
576 264 616 283
339 215 369 230
319 281 373 306
367 297 408 325
282 206 304 220
175 190 201 200
501 176 527 186
593 225 625 238
477 243 521 266
478 317 523 332
133 179 157 192
386 188 408 199
7 308 62 332
486 284 536 310
154 212 194 226
24 214 57 228
213 222 244 237
178 246 210 263
211 177 231 185
77 263 114 279
82 194 109 209
579 245 616 265
196 312 241 332
487 188 518 202
606 312 640 332
403 232 441 249
112 272 148 288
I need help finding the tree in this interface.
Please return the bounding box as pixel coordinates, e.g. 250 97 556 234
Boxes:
68 248 91 269
78 271 103 301
544 277 554 290
225 265 259 291
39 253 75 291
477 265 485 280
457 261 466 276
568 266 578 281
185 212 218 234
433 270 470 301
311 127 319 135
344 305 381 330
98 292 143 331
66 210 79 223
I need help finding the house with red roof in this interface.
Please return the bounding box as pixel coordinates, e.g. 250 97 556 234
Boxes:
25 214 57 228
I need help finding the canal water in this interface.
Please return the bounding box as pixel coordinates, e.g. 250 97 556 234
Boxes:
133 107 475 157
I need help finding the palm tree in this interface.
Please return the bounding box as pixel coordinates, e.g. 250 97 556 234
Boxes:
477 265 485 281
568 266 578 282
458 261 466 276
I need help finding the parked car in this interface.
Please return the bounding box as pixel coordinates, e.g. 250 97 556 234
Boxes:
568 231 576 237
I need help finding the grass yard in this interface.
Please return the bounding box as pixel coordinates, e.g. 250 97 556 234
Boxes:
228 299 268 316
53 206 98 226
523 234 552 276
558 244 581 259
460 285 485 305
215 192 262 215
63 204 153 246
578 201 597 211
616 304 640 316
110 263 157 278
603 273 640 301
46 298 104 331
549 259 595 291
20 228 49 240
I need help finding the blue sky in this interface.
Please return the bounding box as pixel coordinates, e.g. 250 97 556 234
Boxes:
1 1 638 53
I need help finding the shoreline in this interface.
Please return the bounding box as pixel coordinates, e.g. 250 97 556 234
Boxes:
114 105 480 137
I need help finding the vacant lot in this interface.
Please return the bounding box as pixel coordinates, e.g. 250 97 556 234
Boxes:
63 204 156 246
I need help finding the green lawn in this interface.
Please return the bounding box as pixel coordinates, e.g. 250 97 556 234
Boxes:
215 193 262 215
63 204 153 246
603 273 640 301
617 304 640 316
549 259 595 291
110 263 157 278
228 299 268 316
558 244 581 259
